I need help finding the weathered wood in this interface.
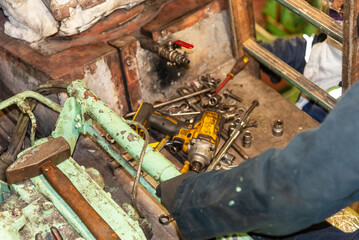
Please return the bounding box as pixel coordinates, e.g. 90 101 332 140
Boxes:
228 0 259 77
342 0 359 91
243 39 337 111
276 0 343 43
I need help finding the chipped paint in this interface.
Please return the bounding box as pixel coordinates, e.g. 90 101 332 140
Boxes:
127 133 137 142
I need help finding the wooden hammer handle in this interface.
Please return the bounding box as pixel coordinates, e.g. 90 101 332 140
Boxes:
40 161 121 240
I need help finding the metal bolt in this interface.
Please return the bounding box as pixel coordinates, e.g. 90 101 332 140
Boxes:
11 208 22 217
41 201 54 215
74 123 82 129
223 90 242 102
74 114 81 122
126 59 131 66
242 131 252 148
161 29 167 36
272 119 284 137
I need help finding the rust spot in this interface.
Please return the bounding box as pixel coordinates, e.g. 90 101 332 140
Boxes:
240 84 243 87
84 90 98 101
120 130 126 135
116 133 119 136
99 109 104 113
127 133 137 142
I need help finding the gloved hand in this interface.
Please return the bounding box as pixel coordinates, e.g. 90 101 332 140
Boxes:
156 171 196 214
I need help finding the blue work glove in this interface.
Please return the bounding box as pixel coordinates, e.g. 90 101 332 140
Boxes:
156 171 196 214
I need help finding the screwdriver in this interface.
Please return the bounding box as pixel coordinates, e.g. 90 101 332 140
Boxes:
214 56 249 95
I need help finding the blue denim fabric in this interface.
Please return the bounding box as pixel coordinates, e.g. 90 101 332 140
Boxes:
302 101 328 123
169 81 359 240
251 225 359 240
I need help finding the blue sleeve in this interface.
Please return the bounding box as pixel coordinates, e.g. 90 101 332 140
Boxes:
260 37 307 83
171 81 359 240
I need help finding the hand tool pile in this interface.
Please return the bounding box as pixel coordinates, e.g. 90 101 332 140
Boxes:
126 73 260 173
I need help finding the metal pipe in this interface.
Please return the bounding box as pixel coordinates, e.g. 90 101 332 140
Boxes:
0 91 62 113
124 88 213 118
68 80 181 182
85 122 158 200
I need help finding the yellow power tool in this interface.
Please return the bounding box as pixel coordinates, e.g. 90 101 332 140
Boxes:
133 102 223 172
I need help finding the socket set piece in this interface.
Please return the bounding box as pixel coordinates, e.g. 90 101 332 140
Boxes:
272 119 284 137
242 131 252 148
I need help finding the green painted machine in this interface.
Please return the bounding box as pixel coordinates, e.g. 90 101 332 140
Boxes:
0 80 251 240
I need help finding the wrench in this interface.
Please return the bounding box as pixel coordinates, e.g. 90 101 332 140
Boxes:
206 100 259 172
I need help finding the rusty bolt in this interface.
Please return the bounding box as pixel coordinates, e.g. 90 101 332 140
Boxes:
126 59 131 66
11 208 22 218
41 201 54 215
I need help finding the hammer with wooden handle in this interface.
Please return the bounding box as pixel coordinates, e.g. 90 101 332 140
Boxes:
6 137 121 240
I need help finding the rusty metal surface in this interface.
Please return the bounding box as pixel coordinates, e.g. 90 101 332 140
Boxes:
41 160 121 240
108 35 142 112
141 0 224 40
6 137 71 184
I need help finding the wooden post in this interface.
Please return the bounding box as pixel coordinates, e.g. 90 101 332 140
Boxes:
342 0 359 92
226 0 260 77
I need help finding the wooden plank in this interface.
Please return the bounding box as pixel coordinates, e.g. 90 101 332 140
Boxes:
227 0 259 77
243 39 337 111
342 0 359 91
276 0 343 43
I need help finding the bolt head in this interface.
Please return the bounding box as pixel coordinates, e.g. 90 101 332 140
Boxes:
41 201 54 215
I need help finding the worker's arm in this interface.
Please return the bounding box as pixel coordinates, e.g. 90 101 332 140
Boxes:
158 81 359 240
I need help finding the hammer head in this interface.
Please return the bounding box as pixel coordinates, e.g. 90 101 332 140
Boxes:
6 137 71 184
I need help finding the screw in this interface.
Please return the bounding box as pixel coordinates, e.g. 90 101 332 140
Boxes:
223 90 242 102
246 120 258 128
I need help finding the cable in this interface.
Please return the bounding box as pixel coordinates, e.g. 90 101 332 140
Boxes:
0 81 70 180
125 120 149 218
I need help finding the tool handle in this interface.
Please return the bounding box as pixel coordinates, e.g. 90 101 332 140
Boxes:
40 161 120 240
133 102 188 137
